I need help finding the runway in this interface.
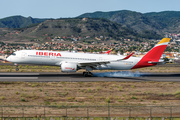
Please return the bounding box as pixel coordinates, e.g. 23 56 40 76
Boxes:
0 72 179 82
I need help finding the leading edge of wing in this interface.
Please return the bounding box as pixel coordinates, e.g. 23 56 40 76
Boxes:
78 52 134 66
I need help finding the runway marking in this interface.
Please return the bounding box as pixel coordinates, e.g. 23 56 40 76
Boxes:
0 77 38 79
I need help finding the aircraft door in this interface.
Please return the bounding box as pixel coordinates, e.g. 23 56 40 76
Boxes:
51 55 55 60
21 52 25 59
99 57 103 61
134 59 139 64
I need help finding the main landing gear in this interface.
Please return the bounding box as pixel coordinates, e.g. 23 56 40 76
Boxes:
83 71 93 77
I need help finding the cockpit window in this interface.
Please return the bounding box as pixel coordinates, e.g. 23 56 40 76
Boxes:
11 53 16 56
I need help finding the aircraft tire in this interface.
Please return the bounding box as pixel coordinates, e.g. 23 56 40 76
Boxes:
83 72 86 76
84 72 88 77
83 72 93 77
16 68 19 71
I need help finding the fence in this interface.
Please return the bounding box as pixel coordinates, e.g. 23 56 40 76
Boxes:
0 105 180 118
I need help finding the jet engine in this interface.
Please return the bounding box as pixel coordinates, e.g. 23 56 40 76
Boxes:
61 62 77 72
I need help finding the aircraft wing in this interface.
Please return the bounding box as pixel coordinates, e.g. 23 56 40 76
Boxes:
78 53 134 67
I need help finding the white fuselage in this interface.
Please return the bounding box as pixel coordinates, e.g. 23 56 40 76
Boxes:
7 50 141 70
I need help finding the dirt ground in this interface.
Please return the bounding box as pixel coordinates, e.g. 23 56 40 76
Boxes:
0 81 180 106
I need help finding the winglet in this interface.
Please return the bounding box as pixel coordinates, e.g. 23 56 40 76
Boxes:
156 38 171 46
123 52 134 60
105 48 114 54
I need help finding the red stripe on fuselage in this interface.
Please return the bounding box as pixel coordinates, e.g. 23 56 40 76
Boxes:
132 45 167 69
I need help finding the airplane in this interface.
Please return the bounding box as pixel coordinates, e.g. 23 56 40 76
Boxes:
6 38 171 77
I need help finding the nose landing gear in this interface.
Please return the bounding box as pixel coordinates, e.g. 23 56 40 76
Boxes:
16 67 19 71
14 63 19 71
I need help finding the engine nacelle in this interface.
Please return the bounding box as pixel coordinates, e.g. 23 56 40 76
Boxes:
61 62 77 72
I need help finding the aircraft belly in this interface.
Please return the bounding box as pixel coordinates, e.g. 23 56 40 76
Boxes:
108 61 134 70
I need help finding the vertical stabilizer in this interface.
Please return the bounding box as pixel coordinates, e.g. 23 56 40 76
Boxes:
132 38 171 69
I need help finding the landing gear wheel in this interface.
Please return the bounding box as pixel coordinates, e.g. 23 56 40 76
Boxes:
89 72 93 77
83 72 86 76
83 72 93 77
84 72 88 77
16 68 19 71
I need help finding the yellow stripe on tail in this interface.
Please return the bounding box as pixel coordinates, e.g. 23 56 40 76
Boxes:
157 38 171 45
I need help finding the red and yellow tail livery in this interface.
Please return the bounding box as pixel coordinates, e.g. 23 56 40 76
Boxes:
132 38 171 69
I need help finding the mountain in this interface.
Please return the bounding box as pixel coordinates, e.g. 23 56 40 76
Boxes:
15 18 139 40
144 11 180 33
3 10 180 42
77 10 123 19
77 10 180 34
1 10 180 35
0 16 47 28
1 18 159 43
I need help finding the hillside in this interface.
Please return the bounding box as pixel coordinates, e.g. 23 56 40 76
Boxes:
77 10 122 20
77 10 180 34
144 11 180 33
1 10 180 35
1 10 180 40
1 18 147 43
0 16 47 28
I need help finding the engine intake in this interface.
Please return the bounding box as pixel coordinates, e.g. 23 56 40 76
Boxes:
61 62 77 72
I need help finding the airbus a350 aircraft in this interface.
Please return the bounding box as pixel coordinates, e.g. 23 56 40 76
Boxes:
7 38 171 77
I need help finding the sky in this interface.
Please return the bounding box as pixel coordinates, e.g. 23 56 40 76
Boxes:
0 0 180 19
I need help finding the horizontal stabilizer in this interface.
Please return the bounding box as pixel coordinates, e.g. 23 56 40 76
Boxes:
148 59 165 65
148 61 162 64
